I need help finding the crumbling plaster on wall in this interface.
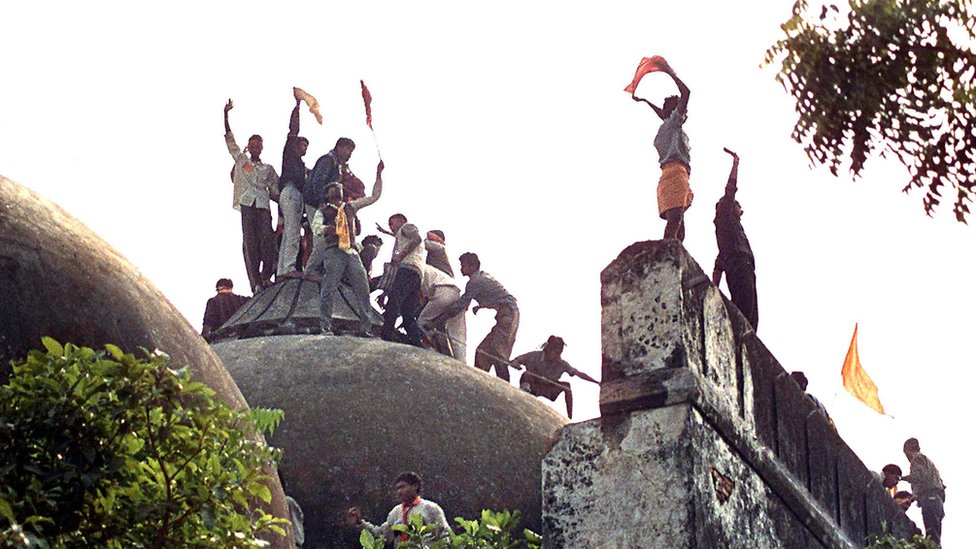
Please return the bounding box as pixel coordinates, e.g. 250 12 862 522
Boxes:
543 408 694 548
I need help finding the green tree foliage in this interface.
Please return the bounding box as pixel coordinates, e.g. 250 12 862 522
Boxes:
865 532 940 547
766 0 976 221
0 338 287 547
359 508 542 549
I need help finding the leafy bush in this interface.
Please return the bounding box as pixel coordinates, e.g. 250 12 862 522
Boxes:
865 533 939 548
360 508 541 549
0 338 286 547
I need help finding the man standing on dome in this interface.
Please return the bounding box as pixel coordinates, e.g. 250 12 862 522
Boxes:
277 88 311 280
201 278 249 338
311 160 384 336
437 252 519 381
224 99 280 292
304 137 356 278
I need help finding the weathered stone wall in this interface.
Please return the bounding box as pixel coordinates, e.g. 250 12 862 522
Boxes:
543 240 914 548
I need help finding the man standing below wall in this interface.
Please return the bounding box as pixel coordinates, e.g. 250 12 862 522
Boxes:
902 437 946 545
224 99 280 293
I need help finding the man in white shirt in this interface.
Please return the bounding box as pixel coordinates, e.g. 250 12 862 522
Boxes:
224 99 280 293
418 263 466 361
347 472 451 547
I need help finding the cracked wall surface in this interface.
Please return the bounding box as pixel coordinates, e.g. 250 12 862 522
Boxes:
543 240 915 548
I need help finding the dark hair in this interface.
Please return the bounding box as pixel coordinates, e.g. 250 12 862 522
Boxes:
216 278 233 291
894 490 913 500
297 137 309 146
362 235 383 247
389 213 408 224
662 95 680 115
429 229 445 241
882 464 903 476
458 252 480 270
904 438 920 452
396 471 423 492
544 335 565 351
789 371 808 391
248 134 263 143
335 137 355 150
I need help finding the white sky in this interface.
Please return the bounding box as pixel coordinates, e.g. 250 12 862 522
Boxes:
2 1 971 544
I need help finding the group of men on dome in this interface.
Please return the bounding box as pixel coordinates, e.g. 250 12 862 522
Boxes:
210 88 597 419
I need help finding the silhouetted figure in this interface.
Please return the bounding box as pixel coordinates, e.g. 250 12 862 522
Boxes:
224 99 280 293
311 161 384 336
202 278 249 337
380 214 425 347
305 137 356 278
789 371 834 429
278 88 310 280
881 463 903 497
437 253 519 381
632 58 692 241
510 336 600 419
902 437 946 545
347 472 450 547
712 149 758 330
360 234 384 279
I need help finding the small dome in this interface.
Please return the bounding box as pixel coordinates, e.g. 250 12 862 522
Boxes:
214 335 568 548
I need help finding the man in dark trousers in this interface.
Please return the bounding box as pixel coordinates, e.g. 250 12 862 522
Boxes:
712 148 758 330
902 437 946 545
224 100 280 293
304 137 356 278
201 278 249 338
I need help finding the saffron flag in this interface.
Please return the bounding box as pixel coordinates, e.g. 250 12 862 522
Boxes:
360 80 373 129
624 55 670 95
294 87 323 125
840 324 885 414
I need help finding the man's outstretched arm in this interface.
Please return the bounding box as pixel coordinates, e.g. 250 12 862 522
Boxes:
224 98 234 134
288 95 301 137
723 148 739 196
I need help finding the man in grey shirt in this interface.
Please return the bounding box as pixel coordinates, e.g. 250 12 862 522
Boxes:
437 252 518 381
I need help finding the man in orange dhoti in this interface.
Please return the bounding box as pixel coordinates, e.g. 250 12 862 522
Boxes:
631 58 692 241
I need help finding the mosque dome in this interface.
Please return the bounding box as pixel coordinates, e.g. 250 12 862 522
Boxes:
0 176 293 547
213 334 568 548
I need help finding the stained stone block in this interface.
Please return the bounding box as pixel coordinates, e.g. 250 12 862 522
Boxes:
544 239 917 548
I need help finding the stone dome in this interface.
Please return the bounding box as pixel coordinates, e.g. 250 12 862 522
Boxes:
0 176 292 547
213 335 568 548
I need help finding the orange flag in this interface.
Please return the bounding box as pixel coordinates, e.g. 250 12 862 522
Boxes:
624 55 670 95
841 324 885 414
360 80 373 129
293 87 323 125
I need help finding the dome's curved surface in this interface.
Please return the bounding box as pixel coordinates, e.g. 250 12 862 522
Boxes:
0 176 293 547
214 335 568 548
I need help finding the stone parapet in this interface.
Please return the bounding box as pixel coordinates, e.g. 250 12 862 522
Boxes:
542 240 915 548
